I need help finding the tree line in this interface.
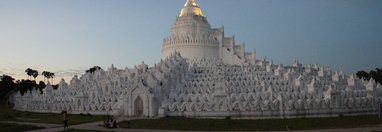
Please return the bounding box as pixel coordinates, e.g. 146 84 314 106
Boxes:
0 75 52 103
0 68 57 103
0 66 102 103
356 68 382 85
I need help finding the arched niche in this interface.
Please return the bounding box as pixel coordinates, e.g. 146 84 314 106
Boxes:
134 96 144 117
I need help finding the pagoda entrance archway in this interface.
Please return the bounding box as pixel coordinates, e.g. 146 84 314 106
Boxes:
134 96 144 117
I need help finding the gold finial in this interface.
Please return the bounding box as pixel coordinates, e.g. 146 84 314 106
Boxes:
179 0 204 17
184 0 197 7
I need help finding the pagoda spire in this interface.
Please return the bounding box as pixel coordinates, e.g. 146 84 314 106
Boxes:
179 0 204 17
184 0 197 7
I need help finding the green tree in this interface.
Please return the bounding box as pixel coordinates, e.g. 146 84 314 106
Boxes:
0 75 15 102
42 71 49 83
36 81 46 94
376 68 382 84
356 71 369 80
25 68 33 80
86 66 102 74
14 79 36 96
41 71 55 84
32 70 39 81
1 75 15 82
356 67 382 85
49 72 55 84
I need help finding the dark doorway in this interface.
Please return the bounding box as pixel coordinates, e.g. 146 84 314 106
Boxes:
134 96 143 117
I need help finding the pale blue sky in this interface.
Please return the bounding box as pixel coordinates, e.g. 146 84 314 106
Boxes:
0 0 381 82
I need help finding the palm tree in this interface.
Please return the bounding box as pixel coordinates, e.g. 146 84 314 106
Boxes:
32 70 39 81
25 68 33 80
41 71 55 84
49 72 55 84
42 71 49 83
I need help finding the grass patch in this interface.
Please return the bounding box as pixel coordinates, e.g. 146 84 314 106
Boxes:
119 115 382 131
0 104 104 125
0 122 44 132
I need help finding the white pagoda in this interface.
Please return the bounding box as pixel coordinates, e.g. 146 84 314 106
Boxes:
13 0 382 119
